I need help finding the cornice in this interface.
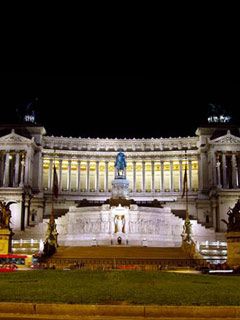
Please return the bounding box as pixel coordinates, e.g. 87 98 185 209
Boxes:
42 148 199 160
43 135 199 152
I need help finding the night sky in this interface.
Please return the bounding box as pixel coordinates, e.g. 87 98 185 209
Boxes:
0 73 239 139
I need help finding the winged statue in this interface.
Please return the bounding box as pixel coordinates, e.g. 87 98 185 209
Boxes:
0 200 16 229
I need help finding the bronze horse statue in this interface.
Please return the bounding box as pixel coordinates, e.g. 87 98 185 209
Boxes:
115 152 126 171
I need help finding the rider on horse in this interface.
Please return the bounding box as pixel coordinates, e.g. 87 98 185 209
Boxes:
114 151 126 177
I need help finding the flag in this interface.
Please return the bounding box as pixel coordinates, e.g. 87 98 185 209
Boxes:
181 164 188 198
52 165 59 199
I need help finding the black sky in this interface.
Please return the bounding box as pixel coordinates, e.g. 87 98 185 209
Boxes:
0 73 239 139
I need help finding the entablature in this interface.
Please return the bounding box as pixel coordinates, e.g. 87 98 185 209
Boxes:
43 135 198 152
42 148 199 161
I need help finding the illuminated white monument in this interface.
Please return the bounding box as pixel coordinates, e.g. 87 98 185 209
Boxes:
35 152 216 247
2 107 239 245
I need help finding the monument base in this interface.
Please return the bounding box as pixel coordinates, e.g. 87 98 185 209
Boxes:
225 232 240 267
0 228 14 254
111 178 129 199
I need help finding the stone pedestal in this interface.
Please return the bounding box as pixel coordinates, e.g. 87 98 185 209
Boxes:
111 178 129 199
181 239 198 259
0 229 14 254
225 232 240 267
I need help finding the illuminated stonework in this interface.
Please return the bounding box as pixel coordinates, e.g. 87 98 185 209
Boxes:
0 123 240 240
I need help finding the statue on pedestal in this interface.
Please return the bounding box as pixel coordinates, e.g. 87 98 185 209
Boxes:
0 201 15 254
222 199 240 267
0 201 15 229
181 217 192 243
114 151 126 178
43 210 58 257
222 199 240 232
111 151 129 200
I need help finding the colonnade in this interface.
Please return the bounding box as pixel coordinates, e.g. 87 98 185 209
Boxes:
214 152 240 189
43 158 198 193
0 151 27 187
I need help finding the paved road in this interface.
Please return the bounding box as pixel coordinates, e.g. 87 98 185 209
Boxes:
0 315 239 320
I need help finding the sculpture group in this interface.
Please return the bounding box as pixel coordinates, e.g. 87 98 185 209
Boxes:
222 199 240 232
0 201 15 229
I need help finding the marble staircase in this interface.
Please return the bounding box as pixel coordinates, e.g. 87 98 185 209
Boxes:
53 246 190 259
46 246 196 270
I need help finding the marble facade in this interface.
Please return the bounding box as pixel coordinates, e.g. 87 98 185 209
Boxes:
0 123 240 243
14 204 216 247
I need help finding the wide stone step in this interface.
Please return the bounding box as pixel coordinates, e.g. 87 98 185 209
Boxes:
53 246 189 259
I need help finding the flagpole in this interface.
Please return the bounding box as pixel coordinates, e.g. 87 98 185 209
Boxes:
183 149 189 221
182 149 192 244
46 150 59 254
51 152 56 219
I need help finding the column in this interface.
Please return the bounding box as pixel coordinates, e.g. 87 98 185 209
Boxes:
77 160 81 191
105 161 109 192
222 153 227 188
26 195 31 227
151 161 155 193
216 160 222 188
232 153 237 188
142 160 145 192
86 160 90 192
199 152 208 191
161 160 164 192
14 152 20 187
24 151 31 186
179 160 183 192
59 159 62 192
67 160 72 191
38 153 43 190
199 154 203 191
170 160 174 192
19 155 25 187
133 161 136 193
3 152 10 187
48 159 53 190
237 154 240 188
96 160 99 192
188 160 192 191
212 153 217 187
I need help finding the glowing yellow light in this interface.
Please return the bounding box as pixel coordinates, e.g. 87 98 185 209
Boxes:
164 164 170 170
